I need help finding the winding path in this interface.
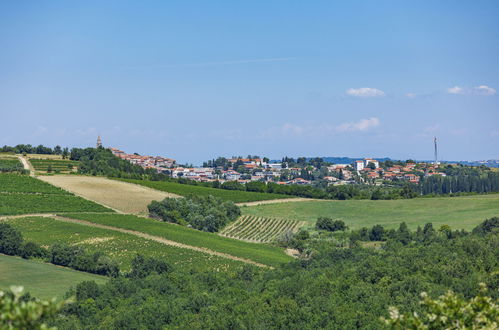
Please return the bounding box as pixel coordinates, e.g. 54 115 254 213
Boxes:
18 156 35 176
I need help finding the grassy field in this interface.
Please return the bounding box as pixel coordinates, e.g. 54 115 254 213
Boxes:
4 216 245 272
241 194 499 231
116 178 294 203
61 213 292 267
39 175 176 214
0 254 107 300
221 215 304 243
0 174 112 215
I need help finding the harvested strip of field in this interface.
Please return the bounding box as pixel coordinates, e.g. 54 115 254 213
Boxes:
61 213 292 267
115 178 294 203
39 175 178 214
0 254 107 300
220 215 305 243
4 216 244 272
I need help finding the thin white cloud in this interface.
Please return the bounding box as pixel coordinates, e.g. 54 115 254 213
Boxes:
447 86 465 95
261 117 381 138
473 85 496 95
336 117 380 132
447 85 496 96
405 93 417 98
346 87 385 98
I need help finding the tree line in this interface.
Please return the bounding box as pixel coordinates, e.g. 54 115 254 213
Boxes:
1 144 69 157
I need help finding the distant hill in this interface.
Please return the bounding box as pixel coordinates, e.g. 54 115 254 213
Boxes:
320 157 392 164
270 157 393 164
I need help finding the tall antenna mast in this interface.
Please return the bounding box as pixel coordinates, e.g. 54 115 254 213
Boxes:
434 136 438 165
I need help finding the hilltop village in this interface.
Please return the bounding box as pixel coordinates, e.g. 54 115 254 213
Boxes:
110 147 447 186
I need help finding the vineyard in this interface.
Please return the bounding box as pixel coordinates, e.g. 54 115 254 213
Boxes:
5 216 242 272
0 173 70 194
0 173 112 215
29 159 80 173
0 158 24 173
220 215 305 243
61 213 292 267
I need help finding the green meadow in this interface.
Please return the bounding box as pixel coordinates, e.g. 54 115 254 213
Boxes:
0 254 107 300
241 194 499 231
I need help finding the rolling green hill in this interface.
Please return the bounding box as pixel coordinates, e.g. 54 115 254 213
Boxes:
241 194 499 230
61 213 292 267
4 216 244 272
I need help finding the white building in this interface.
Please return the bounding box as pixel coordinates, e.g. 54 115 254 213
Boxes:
354 160 365 171
364 158 379 168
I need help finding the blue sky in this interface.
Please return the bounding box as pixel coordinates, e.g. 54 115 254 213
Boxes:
1 1 498 164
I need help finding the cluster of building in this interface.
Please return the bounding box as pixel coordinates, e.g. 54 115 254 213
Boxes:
351 158 446 183
110 148 176 171
109 144 446 186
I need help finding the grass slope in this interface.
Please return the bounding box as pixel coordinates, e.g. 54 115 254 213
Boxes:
62 213 292 267
0 254 107 300
116 178 293 203
0 194 112 215
241 194 499 231
0 174 112 215
0 174 70 194
5 216 244 272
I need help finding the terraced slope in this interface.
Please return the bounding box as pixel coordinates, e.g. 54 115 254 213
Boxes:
30 159 79 173
220 215 305 243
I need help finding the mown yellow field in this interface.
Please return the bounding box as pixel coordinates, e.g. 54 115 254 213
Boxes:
39 175 179 214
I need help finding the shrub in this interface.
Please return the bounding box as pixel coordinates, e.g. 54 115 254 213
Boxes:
472 217 499 236
20 242 48 259
129 255 171 278
0 223 23 255
316 217 347 232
